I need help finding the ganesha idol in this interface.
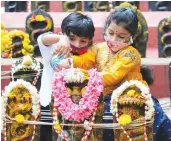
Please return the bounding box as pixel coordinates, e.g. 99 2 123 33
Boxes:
51 68 104 141
2 79 40 141
110 80 154 141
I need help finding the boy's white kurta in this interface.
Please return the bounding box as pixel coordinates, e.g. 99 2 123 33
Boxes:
37 33 56 107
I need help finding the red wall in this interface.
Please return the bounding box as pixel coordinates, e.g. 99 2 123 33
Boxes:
1 1 4 7
149 65 170 98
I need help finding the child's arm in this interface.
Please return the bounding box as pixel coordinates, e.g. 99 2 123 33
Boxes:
41 33 61 46
38 32 71 58
100 48 141 87
41 33 69 47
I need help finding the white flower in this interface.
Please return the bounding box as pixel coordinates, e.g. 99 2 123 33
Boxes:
11 56 41 74
64 68 85 83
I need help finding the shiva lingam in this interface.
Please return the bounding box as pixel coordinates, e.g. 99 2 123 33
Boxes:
26 9 54 56
1 28 34 58
110 80 154 141
2 79 40 141
11 55 42 90
52 68 104 141
159 16 171 57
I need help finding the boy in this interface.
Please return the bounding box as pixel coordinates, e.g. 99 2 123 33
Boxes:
37 12 95 141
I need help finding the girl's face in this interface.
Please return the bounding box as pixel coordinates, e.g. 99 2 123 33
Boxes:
104 22 133 52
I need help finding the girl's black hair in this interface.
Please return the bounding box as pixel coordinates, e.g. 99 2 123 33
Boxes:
141 65 154 86
103 7 138 36
61 12 95 39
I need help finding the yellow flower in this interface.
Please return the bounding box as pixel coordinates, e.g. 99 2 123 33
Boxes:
25 45 34 53
15 114 25 123
81 87 86 95
81 69 89 80
35 15 45 22
2 36 11 44
127 89 136 97
24 34 30 39
22 49 33 57
29 53 33 57
77 11 84 15
66 88 72 95
1 34 12 54
54 120 62 132
118 114 132 125
22 49 27 55
18 84 24 89
1 23 4 29
141 80 148 86
14 31 20 37
1 45 5 52
23 60 32 66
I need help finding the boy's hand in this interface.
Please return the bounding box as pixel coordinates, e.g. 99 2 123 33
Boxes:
52 35 71 58
53 63 71 72
53 58 73 72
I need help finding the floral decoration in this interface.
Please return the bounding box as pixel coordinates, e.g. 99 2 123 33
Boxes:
110 80 154 120
52 68 103 122
2 79 40 116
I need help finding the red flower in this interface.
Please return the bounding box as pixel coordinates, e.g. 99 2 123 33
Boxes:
31 14 36 20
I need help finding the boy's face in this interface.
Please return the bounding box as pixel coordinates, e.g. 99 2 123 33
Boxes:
67 32 92 48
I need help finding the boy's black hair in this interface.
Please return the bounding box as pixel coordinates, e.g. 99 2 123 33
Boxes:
141 65 154 86
103 7 138 36
61 12 95 40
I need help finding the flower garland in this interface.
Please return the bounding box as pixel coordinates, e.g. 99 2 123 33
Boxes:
1 29 34 58
11 55 41 74
9 30 34 56
110 80 154 120
52 68 103 122
1 33 12 58
53 108 97 141
11 55 41 87
1 26 12 58
64 68 88 84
